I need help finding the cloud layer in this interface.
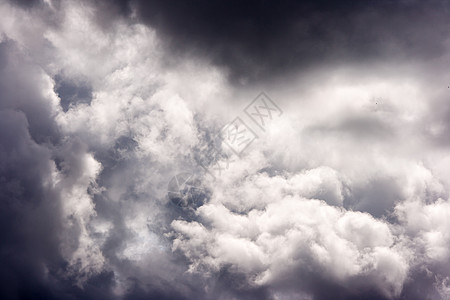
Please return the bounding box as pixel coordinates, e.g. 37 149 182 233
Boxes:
0 1 450 299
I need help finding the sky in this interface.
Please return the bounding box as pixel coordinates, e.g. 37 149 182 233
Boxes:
0 0 450 299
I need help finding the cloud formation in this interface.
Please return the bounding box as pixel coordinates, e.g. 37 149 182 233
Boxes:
103 0 450 84
0 0 450 299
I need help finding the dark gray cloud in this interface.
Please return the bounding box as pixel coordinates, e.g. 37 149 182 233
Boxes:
0 38 63 299
101 0 450 84
0 36 191 300
0 110 61 300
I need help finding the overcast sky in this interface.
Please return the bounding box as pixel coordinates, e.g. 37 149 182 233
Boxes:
1 0 450 299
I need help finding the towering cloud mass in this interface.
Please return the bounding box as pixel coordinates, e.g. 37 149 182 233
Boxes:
0 0 449 299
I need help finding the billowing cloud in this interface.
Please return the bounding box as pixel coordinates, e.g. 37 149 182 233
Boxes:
0 0 450 299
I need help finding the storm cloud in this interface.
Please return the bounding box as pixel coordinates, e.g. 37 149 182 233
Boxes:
103 0 450 84
0 0 450 299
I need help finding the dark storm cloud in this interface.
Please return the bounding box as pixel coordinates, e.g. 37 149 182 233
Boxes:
0 110 61 300
0 39 62 299
102 0 450 83
2 1 450 299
